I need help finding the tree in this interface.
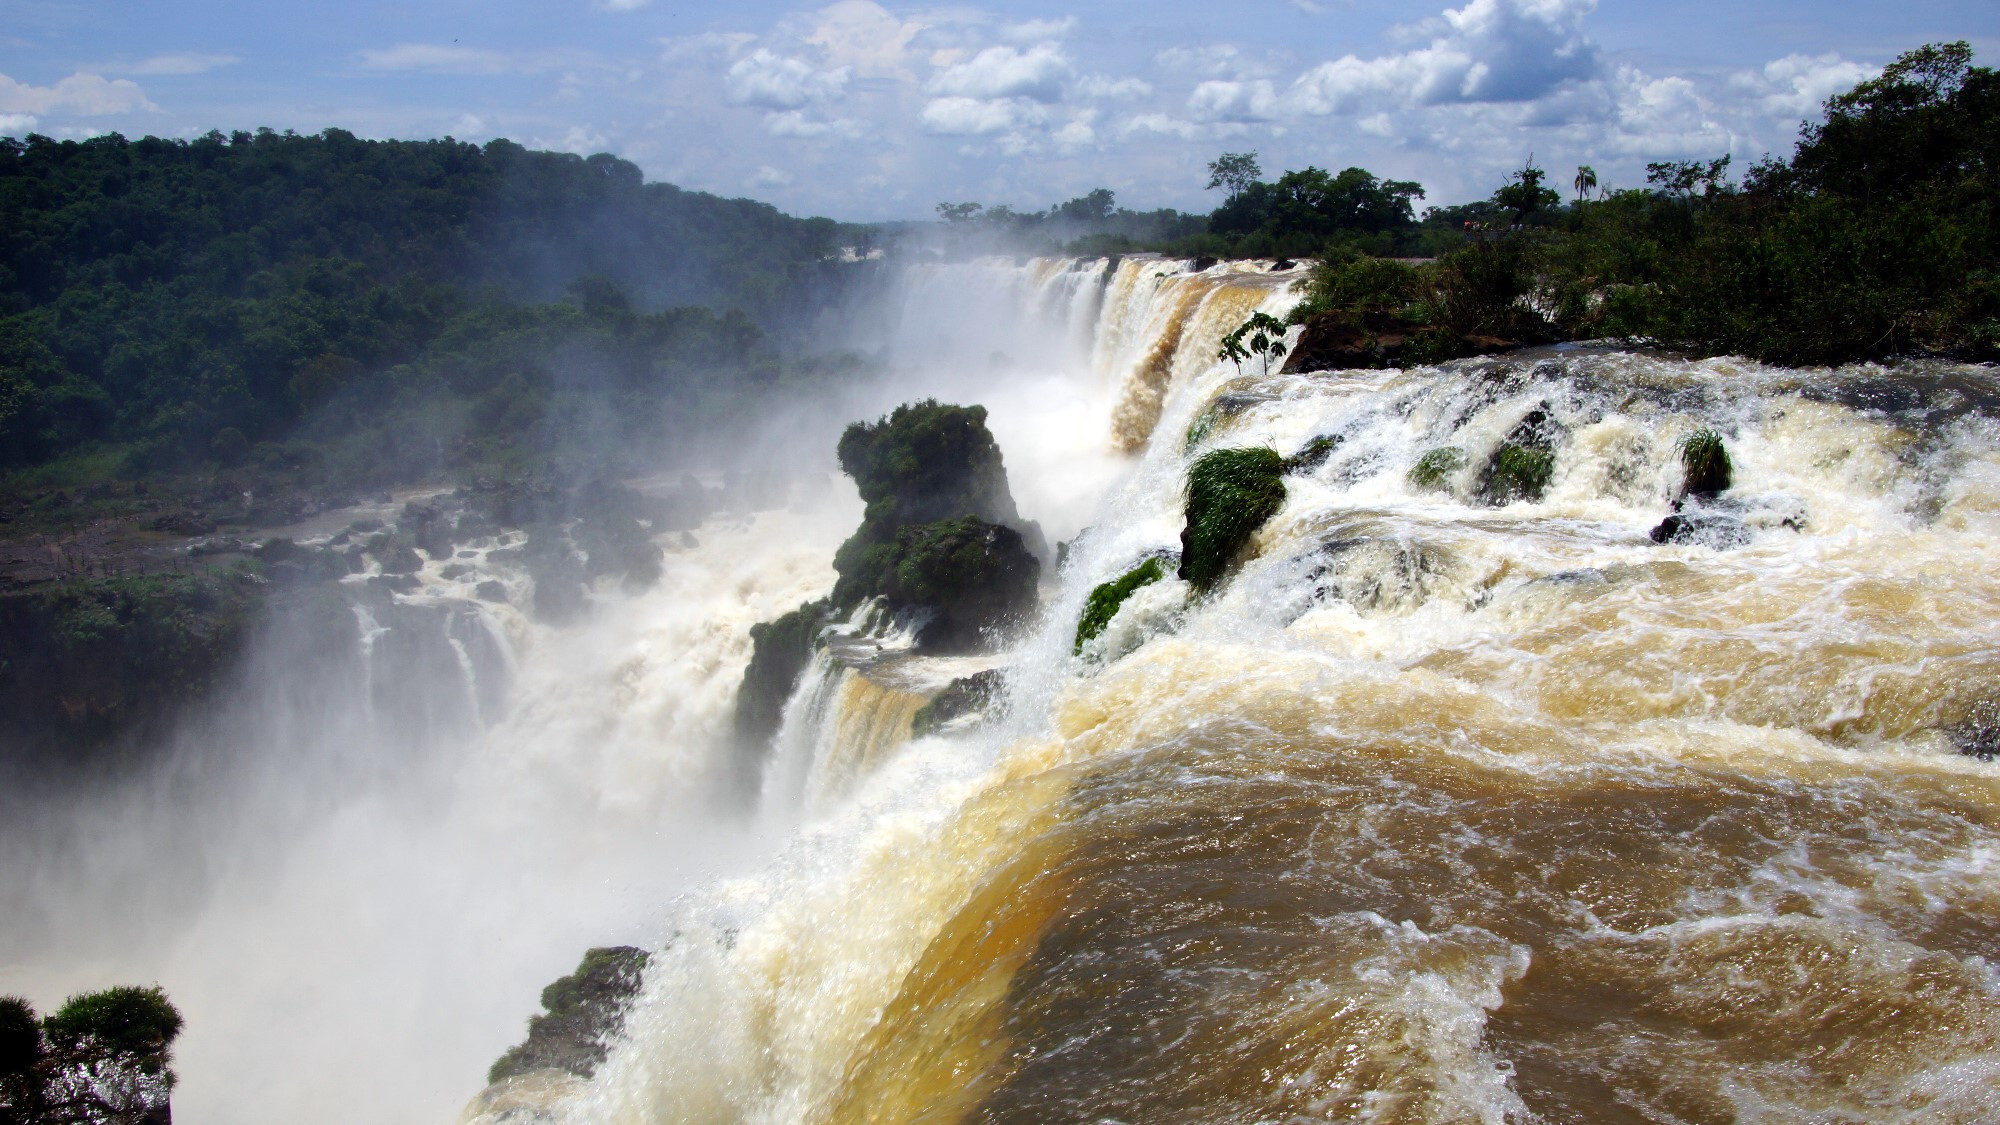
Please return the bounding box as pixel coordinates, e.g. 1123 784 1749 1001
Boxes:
935 202 984 223
1573 165 1598 204
1219 312 1290 377
1206 152 1262 199
1054 188 1116 223
1645 155 1733 200
0 986 184 1125
1493 157 1560 223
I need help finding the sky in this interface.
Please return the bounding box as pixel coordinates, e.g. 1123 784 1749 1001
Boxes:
1 0 1995 221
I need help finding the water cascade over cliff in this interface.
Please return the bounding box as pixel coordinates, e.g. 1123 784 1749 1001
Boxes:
471 257 2000 1124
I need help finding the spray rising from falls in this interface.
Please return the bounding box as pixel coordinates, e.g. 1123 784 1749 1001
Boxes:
477 253 2000 1125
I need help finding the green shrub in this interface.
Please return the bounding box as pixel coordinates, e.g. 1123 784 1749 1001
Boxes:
1290 253 1419 323
1074 556 1169 653
1179 447 1287 594
1679 429 1733 497
1408 447 1465 492
43 986 182 1073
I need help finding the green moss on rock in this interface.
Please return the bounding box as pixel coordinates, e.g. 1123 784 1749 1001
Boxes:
1074 557 1168 654
911 669 1004 738
488 946 649 1085
1479 444 1555 505
1408 447 1465 493
732 598 830 759
1178 447 1288 595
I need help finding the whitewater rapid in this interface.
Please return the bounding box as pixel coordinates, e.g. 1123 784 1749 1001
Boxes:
551 257 2000 1125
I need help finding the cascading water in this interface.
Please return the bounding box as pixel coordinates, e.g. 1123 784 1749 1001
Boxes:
526 257 2000 1125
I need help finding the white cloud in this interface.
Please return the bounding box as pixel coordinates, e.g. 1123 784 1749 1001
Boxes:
1052 110 1097 150
1120 113 1200 139
1001 17 1077 44
1076 74 1152 100
0 72 157 115
357 44 522 76
1188 79 1280 122
928 44 1069 102
596 0 651 10
127 52 239 76
0 112 37 135
920 95 1043 135
725 49 851 108
803 1 925 78
531 124 608 154
750 164 793 187
1155 44 1260 80
1290 0 1599 115
764 110 864 138
1733 53 1875 117
450 113 486 137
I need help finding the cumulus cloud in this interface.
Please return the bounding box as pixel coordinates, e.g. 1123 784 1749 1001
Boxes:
357 44 523 76
127 52 239 76
919 95 1044 135
749 164 792 187
928 44 1070 102
725 49 851 108
1188 78 1280 122
1120 113 1200 139
1290 0 1599 115
0 72 157 115
804 0 925 78
0 112 37 136
1732 53 1875 116
1052 109 1097 150
764 110 864 138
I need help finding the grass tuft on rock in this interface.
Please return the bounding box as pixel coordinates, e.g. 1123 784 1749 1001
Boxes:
1178 447 1288 595
1679 428 1732 498
1408 447 1464 493
1483 444 1555 505
1074 557 1169 654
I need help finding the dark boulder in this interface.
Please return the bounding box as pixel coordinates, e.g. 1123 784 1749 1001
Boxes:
1649 508 1752 549
474 580 510 604
881 517 1040 653
911 669 1004 738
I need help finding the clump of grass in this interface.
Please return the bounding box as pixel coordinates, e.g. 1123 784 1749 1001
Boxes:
1679 428 1732 498
1179 447 1287 594
1074 556 1169 654
1407 447 1465 493
1483 444 1555 505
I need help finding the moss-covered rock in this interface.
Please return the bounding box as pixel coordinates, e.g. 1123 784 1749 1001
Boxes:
836 400 1022 531
911 669 1003 738
1283 435 1340 474
1179 447 1288 595
882 517 1040 652
1476 444 1556 505
733 599 831 759
1408 447 1465 493
1074 557 1169 654
0 573 259 759
487 947 649 1085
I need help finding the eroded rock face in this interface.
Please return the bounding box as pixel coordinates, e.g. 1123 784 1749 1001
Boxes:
486 946 650 1087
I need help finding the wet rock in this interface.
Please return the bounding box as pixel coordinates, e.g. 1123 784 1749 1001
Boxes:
439 563 471 580
147 510 216 536
474 580 509 604
368 534 425 575
1649 507 1752 549
734 598 833 762
368 573 421 594
1948 700 1998 761
880 517 1041 653
1189 255 1218 272
912 669 1004 738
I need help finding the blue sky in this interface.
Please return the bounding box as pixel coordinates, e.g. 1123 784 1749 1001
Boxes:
3 1 1994 220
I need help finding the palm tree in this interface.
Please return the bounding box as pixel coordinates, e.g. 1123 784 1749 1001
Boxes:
1573 164 1598 205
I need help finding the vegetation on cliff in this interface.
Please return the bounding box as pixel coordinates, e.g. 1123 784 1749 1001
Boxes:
1 986 183 1123
1074 557 1169 654
487 947 649 1086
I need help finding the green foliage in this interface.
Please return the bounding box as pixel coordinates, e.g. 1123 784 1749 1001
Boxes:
1416 236 1556 340
1074 556 1168 654
43 987 182 1075
1493 158 1561 223
1184 407 1220 454
1408 448 1465 492
883 516 1040 651
1481 444 1556 505
0 997 40 1078
1218 312 1290 375
1179 447 1287 594
1679 429 1733 497
0 127 858 486
1207 166 1426 258
1289 253 1419 323
1206 152 1263 198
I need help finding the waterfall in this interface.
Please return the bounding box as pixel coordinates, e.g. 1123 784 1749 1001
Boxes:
554 257 2000 1125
